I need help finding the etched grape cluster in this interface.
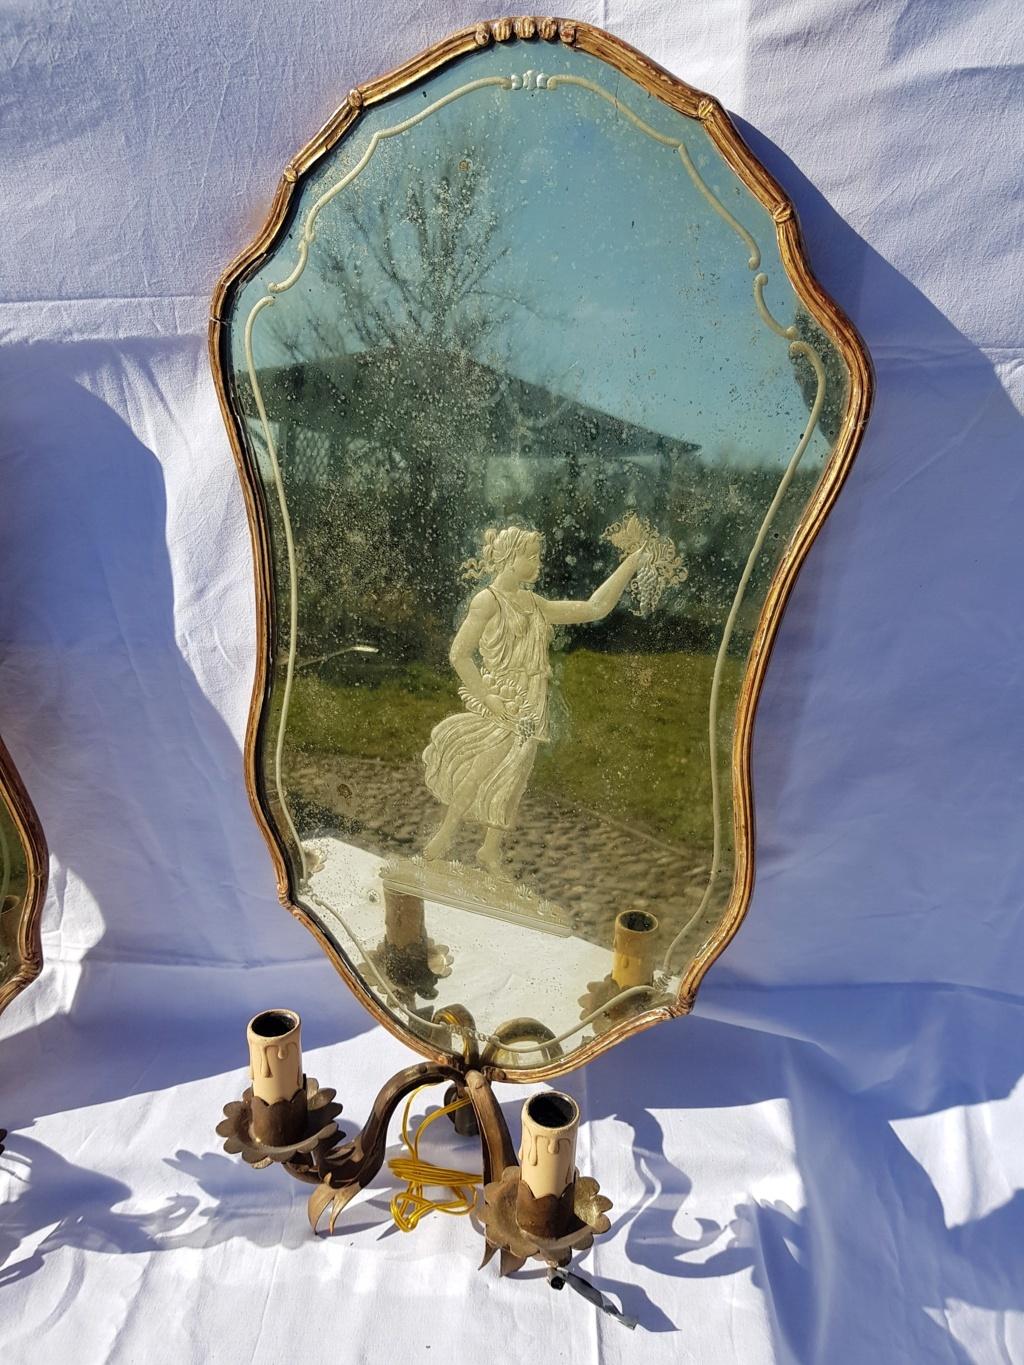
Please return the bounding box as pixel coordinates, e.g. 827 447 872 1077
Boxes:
631 556 663 617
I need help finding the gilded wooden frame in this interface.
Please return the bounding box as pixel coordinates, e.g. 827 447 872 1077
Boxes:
209 17 873 1083
0 735 48 1017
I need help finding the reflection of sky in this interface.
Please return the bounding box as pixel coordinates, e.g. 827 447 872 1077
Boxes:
233 45 837 468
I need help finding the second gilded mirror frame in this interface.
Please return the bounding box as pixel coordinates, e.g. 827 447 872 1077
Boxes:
210 17 872 1082
0 735 47 1020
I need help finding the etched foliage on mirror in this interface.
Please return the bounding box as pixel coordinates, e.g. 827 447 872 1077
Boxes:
220 32 862 1074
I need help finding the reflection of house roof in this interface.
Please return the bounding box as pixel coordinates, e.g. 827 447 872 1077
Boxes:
241 347 701 461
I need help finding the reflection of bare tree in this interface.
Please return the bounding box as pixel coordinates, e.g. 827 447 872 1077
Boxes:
249 152 772 669
268 156 513 363
261 156 555 660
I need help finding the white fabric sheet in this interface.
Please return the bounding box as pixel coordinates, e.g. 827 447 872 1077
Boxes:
1 1 1022 1361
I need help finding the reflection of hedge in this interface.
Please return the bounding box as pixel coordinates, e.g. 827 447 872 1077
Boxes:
239 347 820 665
790 308 849 445
283 649 743 846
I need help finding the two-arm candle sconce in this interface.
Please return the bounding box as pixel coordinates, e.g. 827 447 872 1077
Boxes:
212 14 871 1306
219 1009 628 1319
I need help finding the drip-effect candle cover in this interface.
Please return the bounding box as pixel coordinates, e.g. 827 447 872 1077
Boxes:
517 1091 580 1237
611 909 659 989
247 1009 303 1104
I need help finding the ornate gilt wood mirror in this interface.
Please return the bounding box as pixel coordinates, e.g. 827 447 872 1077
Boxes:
211 18 870 1095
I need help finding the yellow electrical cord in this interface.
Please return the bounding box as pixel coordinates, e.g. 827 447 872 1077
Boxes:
387 1085 484 1232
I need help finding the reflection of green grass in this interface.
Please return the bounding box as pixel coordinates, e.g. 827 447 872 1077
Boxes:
541 650 741 845
284 650 743 846
287 661 458 762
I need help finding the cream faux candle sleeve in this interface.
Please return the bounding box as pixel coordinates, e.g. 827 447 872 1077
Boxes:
247 1009 303 1104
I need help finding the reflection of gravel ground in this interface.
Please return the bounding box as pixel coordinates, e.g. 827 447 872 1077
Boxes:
288 755 725 960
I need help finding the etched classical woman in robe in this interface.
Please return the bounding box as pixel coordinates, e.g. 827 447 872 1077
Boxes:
422 526 643 875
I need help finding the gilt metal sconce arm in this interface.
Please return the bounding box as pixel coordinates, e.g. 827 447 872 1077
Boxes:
218 1010 625 1314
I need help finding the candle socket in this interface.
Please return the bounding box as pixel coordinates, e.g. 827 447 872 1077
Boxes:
369 890 453 1002
611 909 659 989
516 1091 580 1239
247 1009 306 1146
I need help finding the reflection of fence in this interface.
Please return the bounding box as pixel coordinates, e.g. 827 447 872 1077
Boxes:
482 447 665 502
283 429 674 497
281 424 335 485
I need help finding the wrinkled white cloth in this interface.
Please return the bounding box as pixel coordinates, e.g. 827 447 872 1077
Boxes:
1 2 1022 1362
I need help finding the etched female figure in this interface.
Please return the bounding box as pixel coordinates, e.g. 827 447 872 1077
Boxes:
423 526 643 874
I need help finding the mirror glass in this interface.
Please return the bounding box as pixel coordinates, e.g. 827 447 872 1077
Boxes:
225 41 851 1070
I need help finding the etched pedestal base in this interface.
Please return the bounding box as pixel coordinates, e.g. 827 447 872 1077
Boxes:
382 855 572 937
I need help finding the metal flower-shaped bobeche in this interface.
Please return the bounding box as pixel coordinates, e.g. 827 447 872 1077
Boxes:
217 1077 344 1175
366 934 452 1005
219 1010 519 1234
480 1166 613 1275
210 11 872 1310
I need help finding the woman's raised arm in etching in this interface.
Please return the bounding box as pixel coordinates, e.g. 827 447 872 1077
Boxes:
538 549 644 625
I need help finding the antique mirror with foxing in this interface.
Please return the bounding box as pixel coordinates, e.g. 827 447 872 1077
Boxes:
212 17 869 1158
